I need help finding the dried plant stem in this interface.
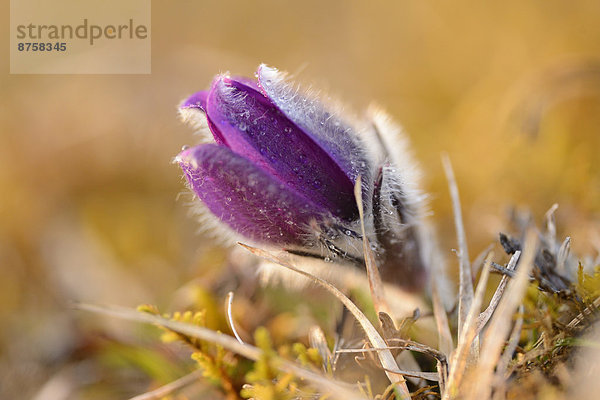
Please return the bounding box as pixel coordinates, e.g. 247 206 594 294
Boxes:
442 154 473 339
556 236 571 274
354 175 391 316
443 254 494 400
77 303 367 400
476 251 521 333
468 230 537 400
355 176 422 395
432 278 454 357
225 291 245 344
309 326 333 372
338 347 441 381
566 295 600 330
544 203 559 252
239 243 412 399
336 339 447 383
388 338 449 387
496 304 524 380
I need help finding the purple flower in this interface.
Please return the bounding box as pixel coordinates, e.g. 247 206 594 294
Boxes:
177 65 431 290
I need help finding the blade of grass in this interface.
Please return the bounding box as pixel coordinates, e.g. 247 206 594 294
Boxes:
432 278 454 358
495 304 524 380
225 291 245 344
556 236 571 274
467 230 537 400
442 253 493 400
309 326 333 373
566 295 600 330
442 154 473 340
544 203 559 253
354 175 391 316
239 243 412 399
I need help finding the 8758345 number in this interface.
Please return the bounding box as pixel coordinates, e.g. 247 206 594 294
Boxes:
17 42 67 52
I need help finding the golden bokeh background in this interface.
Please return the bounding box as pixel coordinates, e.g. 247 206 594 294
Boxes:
1 1 599 398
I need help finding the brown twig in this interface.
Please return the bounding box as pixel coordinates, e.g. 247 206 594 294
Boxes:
476 251 521 334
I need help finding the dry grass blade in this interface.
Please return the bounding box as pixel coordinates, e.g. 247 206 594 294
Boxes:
76 303 368 400
495 304 524 381
354 175 391 316
128 369 204 400
442 154 473 339
476 251 521 333
309 326 333 373
566 295 600 330
544 203 559 251
337 338 448 384
468 230 538 400
225 291 245 344
556 236 571 274
239 243 412 399
490 319 524 400
443 253 493 400
432 279 454 357
339 347 441 381
388 338 449 386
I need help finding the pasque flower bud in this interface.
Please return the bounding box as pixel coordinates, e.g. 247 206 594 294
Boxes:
177 65 432 291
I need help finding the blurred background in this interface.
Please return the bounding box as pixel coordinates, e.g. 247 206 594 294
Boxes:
2 0 600 398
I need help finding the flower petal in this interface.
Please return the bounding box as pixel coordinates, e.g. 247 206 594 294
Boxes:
181 90 208 110
206 76 358 220
256 64 371 185
177 144 330 245
180 91 227 145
